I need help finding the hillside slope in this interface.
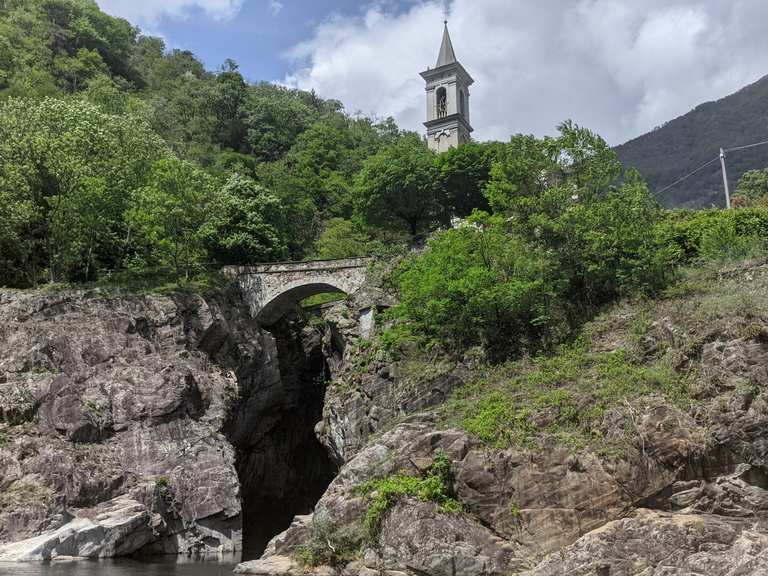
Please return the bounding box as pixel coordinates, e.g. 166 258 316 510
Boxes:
239 257 768 575
615 74 768 208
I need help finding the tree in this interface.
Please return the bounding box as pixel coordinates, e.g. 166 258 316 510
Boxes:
201 175 287 265
387 124 676 361
0 97 168 286
244 83 318 161
485 123 671 318
437 141 504 217
0 0 422 279
211 60 248 151
125 158 214 279
389 213 562 359
354 134 447 235
315 218 376 259
735 168 768 207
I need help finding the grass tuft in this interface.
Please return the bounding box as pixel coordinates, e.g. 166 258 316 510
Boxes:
355 451 462 540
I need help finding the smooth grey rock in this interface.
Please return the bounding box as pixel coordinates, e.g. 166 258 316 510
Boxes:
0 496 154 561
0 288 262 556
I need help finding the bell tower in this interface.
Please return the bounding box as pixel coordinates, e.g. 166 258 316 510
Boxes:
420 21 474 153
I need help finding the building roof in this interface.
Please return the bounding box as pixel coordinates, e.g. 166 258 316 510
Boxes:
436 22 457 67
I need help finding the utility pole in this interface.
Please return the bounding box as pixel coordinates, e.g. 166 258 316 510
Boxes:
719 147 731 209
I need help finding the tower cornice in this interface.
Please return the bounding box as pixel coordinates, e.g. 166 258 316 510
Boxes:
424 113 474 133
420 61 474 85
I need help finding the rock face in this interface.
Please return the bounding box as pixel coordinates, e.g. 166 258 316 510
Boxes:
0 287 273 559
6 260 768 573
0 496 156 561
526 509 768 576
225 312 338 559
238 259 768 575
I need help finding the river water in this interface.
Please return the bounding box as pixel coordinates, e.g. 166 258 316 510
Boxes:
0 555 240 576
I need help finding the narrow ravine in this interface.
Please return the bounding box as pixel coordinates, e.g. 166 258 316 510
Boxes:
224 311 338 560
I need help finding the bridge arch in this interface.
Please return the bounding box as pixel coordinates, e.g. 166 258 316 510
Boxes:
224 257 371 325
258 280 346 325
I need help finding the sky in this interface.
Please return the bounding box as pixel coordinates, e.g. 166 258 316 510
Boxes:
96 0 768 146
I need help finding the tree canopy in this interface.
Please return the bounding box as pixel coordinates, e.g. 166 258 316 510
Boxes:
0 0 421 286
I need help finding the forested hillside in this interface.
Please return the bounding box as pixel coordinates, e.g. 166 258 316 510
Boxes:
0 0 401 287
615 74 768 208
0 0 516 289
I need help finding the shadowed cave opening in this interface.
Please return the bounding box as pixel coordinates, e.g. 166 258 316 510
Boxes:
226 307 340 561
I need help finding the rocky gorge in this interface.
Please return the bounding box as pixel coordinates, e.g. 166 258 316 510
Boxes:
0 283 339 563
2 260 768 575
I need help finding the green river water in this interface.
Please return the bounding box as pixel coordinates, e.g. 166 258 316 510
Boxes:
0 555 240 576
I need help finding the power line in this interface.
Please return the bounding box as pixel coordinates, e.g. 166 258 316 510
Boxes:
724 139 768 153
654 156 720 197
654 137 768 199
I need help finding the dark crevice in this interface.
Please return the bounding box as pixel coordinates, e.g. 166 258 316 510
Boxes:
225 311 338 561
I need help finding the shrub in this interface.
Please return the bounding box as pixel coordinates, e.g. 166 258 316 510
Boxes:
656 208 768 263
384 128 677 362
386 213 563 360
355 451 461 539
294 512 361 568
699 217 765 263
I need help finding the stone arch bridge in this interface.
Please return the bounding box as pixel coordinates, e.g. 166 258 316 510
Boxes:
224 257 372 325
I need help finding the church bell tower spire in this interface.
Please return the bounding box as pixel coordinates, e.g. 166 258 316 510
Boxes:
420 21 474 152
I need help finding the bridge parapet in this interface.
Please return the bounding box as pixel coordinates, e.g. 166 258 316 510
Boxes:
242 256 373 275
224 257 373 325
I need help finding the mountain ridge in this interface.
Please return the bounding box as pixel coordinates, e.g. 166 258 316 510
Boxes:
615 73 768 207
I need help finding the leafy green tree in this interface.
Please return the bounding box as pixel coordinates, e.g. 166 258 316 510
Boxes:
80 74 145 114
211 60 249 151
437 141 504 217
486 125 672 318
245 83 318 161
0 97 167 285
388 124 675 360
0 0 424 280
315 218 377 259
735 168 768 207
40 0 140 84
52 47 107 91
354 134 447 235
0 166 40 287
390 213 562 359
254 159 320 259
126 158 215 279
201 175 287 264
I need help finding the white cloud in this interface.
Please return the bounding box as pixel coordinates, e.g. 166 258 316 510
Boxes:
283 0 768 145
269 0 284 15
97 0 243 28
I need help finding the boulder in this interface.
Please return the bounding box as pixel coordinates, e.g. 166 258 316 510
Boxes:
0 496 154 561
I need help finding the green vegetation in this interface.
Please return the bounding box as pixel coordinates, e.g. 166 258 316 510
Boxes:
0 0 519 290
735 168 768 207
385 124 679 361
656 207 768 262
294 513 361 568
615 73 768 208
353 134 446 235
355 451 461 539
300 292 347 309
437 250 768 453
0 0 401 288
446 337 689 453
